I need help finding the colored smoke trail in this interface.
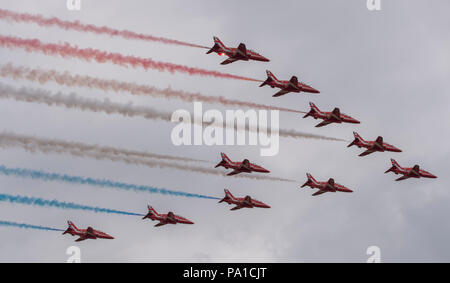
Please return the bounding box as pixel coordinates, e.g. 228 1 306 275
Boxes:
0 193 144 216
0 63 303 114
0 83 345 142
0 130 207 165
0 82 172 122
0 132 295 183
0 8 209 49
278 129 345 142
0 220 64 232
0 165 220 200
0 35 258 82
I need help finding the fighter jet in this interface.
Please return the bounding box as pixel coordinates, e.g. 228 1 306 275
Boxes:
62 221 114 242
347 132 402 157
142 206 194 227
259 70 320 97
385 158 437 181
215 152 270 176
303 102 360 127
206 36 269 65
219 189 270 210
301 173 353 196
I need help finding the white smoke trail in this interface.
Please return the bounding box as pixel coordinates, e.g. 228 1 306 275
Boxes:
0 83 345 142
0 132 295 183
0 131 207 164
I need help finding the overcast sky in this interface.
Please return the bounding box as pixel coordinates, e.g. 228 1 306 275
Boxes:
0 0 449 262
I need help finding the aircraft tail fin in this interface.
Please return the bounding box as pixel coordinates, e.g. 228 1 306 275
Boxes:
259 70 276 87
302 173 316 188
215 152 231 168
67 221 77 230
391 158 401 168
385 158 402 173
213 36 225 47
143 205 159 220
63 220 78 235
303 102 319 118
206 36 224 54
219 188 236 203
348 131 363 147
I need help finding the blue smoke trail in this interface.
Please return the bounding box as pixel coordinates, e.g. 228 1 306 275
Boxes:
0 220 64 232
0 193 145 216
0 165 220 200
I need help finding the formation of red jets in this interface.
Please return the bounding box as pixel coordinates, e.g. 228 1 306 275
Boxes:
206 36 436 194
62 36 436 242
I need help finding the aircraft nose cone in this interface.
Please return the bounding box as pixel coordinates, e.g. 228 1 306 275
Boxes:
259 55 270 62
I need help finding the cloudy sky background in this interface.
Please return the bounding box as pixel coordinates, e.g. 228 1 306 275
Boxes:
0 0 449 262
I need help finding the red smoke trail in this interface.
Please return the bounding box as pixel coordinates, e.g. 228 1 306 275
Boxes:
0 8 209 49
0 63 303 114
0 35 260 82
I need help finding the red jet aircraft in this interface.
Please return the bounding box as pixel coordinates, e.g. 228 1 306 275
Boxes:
301 173 353 196
385 159 437 181
215 152 270 176
142 206 194 227
62 221 114 242
219 189 271 210
259 70 320 97
303 102 360 127
347 132 402 157
206 36 269 65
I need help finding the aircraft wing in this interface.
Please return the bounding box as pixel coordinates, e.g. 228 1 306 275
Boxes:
315 120 333 128
227 169 242 176
359 148 376 156
231 205 244 210
75 236 87 242
272 89 291 97
221 57 239 65
154 222 167 227
312 190 326 196
410 170 421 178
395 175 411 181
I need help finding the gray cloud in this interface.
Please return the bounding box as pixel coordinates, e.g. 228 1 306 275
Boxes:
0 0 448 262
